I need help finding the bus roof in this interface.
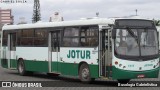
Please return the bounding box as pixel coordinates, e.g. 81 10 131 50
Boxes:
2 18 114 30
2 17 151 30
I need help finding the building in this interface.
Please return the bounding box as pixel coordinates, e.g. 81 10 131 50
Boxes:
0 8 14 44
0 8 14 25
17 17 27 25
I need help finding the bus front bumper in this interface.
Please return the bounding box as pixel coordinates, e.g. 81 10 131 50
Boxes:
112 66 160 80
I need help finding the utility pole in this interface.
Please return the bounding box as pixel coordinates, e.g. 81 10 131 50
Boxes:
135 9 138 16
32 0 41 23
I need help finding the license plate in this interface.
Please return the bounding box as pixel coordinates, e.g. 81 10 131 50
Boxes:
137 74 145 78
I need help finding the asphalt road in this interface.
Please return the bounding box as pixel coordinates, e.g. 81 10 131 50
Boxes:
0 66 159 90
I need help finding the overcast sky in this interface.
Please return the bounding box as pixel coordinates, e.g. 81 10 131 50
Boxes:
0 0 160 24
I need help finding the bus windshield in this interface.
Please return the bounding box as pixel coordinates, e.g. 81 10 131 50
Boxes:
115 28 158 59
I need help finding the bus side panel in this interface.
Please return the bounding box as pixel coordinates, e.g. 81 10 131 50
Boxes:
59 63 98 78
89 64 99 78
16 47 49 72
10 59 17 68
1 59 8 68
58 62 99 78
1 47 8 68
60 62 79 76
1 58 18 69
24 60 48 72
59 48 99 78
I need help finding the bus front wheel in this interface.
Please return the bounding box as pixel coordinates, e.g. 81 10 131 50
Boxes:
79 63 94 83
18 60 27 76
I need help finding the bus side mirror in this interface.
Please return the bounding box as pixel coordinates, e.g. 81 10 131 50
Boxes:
157 31 159 39
112 29 116 39
157 31 159 52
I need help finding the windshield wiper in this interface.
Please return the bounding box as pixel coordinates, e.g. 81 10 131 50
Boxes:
126 27 142 57
126 27 138 44
142 28 148 48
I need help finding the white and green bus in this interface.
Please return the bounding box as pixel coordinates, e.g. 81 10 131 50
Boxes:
1 18 159 83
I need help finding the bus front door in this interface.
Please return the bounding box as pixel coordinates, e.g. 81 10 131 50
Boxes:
48 31 60 73
99 29 112 78
7 33 16 69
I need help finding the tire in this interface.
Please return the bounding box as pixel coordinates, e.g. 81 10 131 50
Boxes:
118 79 130 84
18 60 27 76
79 63 94 83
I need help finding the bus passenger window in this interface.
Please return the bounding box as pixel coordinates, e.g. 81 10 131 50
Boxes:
79 26 98 47
34 29 48 47
63 27 79 47
63 38 79 47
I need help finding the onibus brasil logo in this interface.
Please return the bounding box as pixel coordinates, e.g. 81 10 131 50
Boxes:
1 82 42 87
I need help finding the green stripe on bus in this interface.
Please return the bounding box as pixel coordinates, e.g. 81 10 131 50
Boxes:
57 62 99 78
1 59 8 68
10 59 17 68
24 60 49 72
7 59 99 78
25 60 99 78
112 66 159 79
1 59 17 69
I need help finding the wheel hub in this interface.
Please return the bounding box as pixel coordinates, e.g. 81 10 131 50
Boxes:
18 62 23 73
82 68 89 79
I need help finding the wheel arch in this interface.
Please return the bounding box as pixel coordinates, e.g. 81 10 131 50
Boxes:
78 61 89 74
18 58 23 61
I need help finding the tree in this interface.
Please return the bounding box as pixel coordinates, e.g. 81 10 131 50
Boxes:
32 0 41 23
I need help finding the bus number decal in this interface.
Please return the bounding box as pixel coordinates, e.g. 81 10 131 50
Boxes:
144 64 153 67
128 64 134 67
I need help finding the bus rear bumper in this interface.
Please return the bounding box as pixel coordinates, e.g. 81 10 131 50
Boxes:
112 66 160 80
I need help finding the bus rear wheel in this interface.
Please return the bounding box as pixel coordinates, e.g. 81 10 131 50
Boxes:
79 63 94 83
118 79 130 84
18 60 27 76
